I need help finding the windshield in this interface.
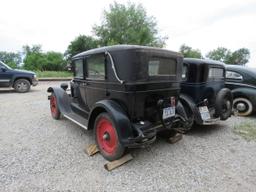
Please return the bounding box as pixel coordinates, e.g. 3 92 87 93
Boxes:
0 61 12 70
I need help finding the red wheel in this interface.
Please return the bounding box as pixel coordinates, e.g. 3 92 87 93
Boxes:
94 113 125 161
50 93 60 119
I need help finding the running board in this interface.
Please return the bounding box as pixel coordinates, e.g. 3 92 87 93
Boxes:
63 113 88 130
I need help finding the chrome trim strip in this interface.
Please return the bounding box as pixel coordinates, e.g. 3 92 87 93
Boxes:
105 51 124 84
63 114 88 130
226 82 256 89
0 79 10 82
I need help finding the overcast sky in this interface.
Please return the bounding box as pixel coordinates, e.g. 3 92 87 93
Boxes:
0 0 255 66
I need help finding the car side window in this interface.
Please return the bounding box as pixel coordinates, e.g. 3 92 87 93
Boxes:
226 71 243 80
87 54 105 80
74 59 84 79
208 67 224 79
182 64 188 80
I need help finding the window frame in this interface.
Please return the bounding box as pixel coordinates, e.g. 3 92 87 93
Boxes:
86 53 106 81
147 56 177 80
73 58 85 80
207 67 225 81
226 70 243 81
182 64 188 81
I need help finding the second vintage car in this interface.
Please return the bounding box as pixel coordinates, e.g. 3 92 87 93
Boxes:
225 65 256 116
174 58 233 132
47 45 183 161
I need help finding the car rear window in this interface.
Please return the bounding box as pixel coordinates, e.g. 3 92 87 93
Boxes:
148 57 176 76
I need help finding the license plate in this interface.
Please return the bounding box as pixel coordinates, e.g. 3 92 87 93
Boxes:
199 106 211 120
163 107 175 119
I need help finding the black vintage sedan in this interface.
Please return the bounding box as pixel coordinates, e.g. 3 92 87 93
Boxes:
173 58 233 132
47 45 183 161
225 65 256 116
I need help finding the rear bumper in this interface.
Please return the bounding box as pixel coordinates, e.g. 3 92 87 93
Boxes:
121 122 163 148
196 107 221 125
201 117 220 125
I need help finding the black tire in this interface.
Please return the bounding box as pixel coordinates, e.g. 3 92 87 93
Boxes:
94 113 125 161
233 97 253 116
14 79 31 93
50 93 61 120
215 88 233 120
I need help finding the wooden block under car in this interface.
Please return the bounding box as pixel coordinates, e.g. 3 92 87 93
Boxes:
84 144 99 156
168 133 183 144
104 154 133 171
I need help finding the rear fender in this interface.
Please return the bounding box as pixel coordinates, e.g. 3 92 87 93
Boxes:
179 94 202 124
88 100 133 144
47 87 71 114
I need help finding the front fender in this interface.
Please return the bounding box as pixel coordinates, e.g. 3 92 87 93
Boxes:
47 87 71 114
232 87 256 109
12 74 33 85
88 100 133 144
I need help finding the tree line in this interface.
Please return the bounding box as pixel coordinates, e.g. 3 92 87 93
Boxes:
0 2 250 71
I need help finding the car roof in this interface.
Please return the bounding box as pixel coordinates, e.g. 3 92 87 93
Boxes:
73 44 182 59
184 58 225 67
226 64 256 76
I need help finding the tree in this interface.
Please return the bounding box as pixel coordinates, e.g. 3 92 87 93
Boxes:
65 35 99 59
22 44 42 55
23 45 45 71
43 51 66 71
206 47 250 65
23 45 65 71
93 2 167 47
0 51 22 68
206 47 232 63
179 44 202 58
228 48 250 65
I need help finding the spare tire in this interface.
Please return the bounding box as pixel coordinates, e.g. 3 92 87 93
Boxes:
215 88 233 120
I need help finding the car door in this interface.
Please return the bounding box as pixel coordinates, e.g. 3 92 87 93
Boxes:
72 58 89 110
85 53 107 109
0 63 12 87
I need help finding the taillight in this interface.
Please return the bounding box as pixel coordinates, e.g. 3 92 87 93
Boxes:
170 97 175 107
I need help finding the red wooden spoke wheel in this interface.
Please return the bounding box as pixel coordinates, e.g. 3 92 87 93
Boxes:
95 113 125 161
50 94 60 119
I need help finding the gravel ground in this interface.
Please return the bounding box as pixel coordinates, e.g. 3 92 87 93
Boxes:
0 81 256 192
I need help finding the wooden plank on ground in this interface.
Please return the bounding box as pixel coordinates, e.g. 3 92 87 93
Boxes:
168 133 183 144
84 144 99 156
104 154 133 171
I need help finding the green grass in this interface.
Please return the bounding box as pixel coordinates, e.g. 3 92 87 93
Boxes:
233 120 256 141
36 71 72 78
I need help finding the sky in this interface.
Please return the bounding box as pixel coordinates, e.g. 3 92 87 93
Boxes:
0 0 255 67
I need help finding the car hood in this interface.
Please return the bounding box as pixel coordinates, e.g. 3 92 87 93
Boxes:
13 69 35 75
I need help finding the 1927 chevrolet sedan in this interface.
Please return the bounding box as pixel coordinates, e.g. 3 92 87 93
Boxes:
47 45 183 161
175 58 233 132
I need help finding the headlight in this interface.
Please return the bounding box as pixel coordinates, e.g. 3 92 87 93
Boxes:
33 74 37 78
